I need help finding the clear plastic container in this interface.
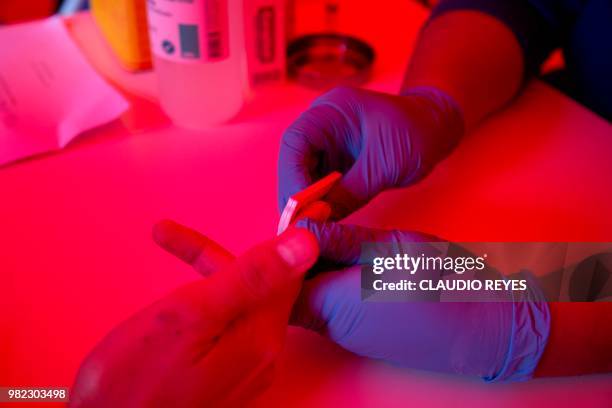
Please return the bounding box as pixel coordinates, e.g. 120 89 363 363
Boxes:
147 0 245 129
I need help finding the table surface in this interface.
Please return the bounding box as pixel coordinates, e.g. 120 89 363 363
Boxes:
1 2 612 407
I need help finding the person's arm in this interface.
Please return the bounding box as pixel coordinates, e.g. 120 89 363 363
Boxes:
403 10 524 129
403 0 563 129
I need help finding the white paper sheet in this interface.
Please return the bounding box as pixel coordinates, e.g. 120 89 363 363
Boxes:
0 17 129 166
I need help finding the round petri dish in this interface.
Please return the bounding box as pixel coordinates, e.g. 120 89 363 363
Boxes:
287 33 375 90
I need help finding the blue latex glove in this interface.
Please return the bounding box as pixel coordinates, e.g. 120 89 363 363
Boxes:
278 86 464 218
290 220 550 382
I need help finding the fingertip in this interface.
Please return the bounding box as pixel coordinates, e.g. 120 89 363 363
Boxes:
152 219 178 247
299 227 320 261
276 227 320 275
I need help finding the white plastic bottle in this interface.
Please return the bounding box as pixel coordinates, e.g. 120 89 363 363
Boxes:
147 0 245 129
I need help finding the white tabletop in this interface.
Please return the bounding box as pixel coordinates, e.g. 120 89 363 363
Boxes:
1 2 611 406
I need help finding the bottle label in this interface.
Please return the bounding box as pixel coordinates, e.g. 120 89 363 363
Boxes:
244 1 286 88
146 0 229 62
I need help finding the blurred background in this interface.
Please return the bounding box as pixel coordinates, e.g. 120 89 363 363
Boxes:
0 0 86 23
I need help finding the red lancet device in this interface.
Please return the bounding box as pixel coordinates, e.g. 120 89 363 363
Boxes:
277 171 342 235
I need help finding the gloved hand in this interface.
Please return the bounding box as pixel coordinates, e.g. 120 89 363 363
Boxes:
70 223 318 407
278 86 464 218
290 219 516 381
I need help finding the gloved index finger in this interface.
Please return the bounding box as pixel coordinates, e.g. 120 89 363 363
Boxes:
277 104 356 212
295 219 436 266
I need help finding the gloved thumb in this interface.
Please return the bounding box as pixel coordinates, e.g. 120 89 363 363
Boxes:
294 218 438 267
